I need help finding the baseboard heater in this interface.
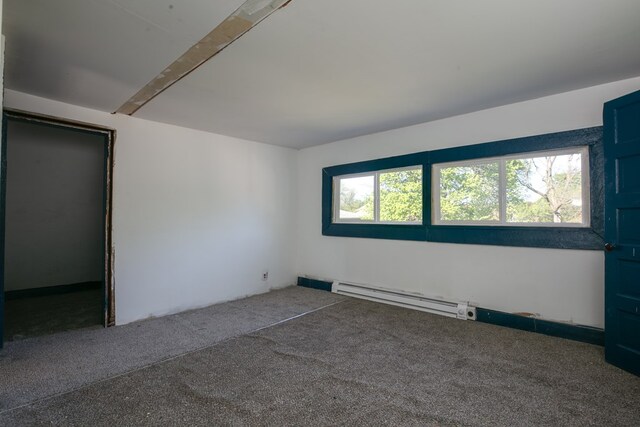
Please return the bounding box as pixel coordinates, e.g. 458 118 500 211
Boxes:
332 281 476 320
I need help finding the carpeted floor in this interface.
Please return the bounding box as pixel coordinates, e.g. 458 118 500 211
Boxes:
1 287 639 426
0 286 346 410
4 288 103 341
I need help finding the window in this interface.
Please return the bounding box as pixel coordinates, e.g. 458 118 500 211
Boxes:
334 174 375 222
322 127 604 249
432 147 590 227
333 166 423 224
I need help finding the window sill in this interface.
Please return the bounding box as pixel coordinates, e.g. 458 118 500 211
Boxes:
426 225 603 250
322 223 426 241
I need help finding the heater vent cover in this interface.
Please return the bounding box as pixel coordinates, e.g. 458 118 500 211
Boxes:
332 281 475 320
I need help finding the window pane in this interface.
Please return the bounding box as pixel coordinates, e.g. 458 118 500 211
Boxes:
438 162 499 222
506 153 583 224
337 175 374 221
379 168 422 223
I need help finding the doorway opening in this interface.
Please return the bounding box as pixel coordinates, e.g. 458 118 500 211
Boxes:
0 109 115 346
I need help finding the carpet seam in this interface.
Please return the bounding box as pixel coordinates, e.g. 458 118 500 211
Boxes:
0 299 348 415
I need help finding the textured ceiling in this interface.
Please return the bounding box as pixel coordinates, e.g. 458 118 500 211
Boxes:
4 0 640 148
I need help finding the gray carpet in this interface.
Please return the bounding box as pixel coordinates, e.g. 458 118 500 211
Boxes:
1 288 639 426
0 286 345 411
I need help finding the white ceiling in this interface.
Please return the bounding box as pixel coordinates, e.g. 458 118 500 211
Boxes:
4 0 640 148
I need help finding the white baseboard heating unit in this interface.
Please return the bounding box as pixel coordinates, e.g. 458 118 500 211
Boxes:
332 281 476 320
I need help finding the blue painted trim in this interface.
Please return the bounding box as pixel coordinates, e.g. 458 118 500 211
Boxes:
0 115 7 348
427 226 603 250
428 127 601 163
476 308 604 346
322 151 429 241
603 89 640 377
321 127 604 249
427 127 604 249
297 276 333 292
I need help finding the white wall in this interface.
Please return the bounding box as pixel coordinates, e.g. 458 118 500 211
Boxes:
7 75 639 329
5 121 104 290
297 76 640 329
4 89 298 325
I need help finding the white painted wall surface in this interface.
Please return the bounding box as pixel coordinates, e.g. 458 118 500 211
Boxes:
296 76 640 329
4 121 104 290
4 89 298 325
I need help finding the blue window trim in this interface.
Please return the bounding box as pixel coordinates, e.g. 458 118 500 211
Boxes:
321 127 604 250
322 151 429 241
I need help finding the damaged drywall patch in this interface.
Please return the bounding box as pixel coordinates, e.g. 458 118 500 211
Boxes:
116 0 293 116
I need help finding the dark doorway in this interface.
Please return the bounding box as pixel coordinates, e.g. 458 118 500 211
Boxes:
0 110 115 347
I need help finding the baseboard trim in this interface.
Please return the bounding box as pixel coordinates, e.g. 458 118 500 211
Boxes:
297 276 332 292
294 277 604 346
476 308 604 346
4 281 102 300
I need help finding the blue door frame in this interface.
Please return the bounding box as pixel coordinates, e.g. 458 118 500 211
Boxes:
604 89 640 376
0 110 116 349
0 115 7 349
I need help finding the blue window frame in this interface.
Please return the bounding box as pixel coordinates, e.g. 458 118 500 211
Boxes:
321 127 604 249
322 151 429 241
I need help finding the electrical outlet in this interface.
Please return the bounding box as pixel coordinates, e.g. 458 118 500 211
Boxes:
262 270 269 281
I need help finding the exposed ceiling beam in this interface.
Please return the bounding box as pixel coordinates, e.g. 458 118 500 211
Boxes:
115 0 293 116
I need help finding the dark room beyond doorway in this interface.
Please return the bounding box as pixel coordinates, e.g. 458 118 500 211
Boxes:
1 111 115 344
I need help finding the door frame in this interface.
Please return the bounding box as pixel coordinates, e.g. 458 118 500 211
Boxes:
0 109 116 347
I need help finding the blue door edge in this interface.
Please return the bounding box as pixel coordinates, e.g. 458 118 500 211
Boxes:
0 114 8 349
603 88 640 377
